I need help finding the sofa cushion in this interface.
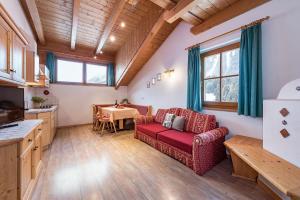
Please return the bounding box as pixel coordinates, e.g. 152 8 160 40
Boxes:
137 123 168 139
157 130 194 154
154 109 169 123
172 116 185 131
168 108 182 115
179 109 217 133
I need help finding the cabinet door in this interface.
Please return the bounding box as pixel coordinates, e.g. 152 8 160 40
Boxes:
38 112 51 148
0 16 12 80
12 32 26 83
20 145 33 198
32 131 42 178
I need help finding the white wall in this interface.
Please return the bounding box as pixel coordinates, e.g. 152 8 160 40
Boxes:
128 0 300 139
34 85 128 127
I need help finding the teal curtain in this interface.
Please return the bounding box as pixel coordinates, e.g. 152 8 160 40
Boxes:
187 46 202 112
107 63 115 86
238 24 263 117
46 52 56 83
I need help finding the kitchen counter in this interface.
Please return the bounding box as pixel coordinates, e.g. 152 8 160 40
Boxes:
0 119 43 146
25 105 58 114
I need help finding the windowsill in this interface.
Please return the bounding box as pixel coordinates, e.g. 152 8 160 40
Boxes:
52 82 113 87
203 106 237 112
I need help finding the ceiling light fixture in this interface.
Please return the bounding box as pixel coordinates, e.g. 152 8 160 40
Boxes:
93 55 97 59
100 50 103 54
110 35 116 42
120 22 126 28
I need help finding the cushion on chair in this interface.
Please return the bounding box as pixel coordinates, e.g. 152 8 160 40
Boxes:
136 123 169 139
157 130 194 154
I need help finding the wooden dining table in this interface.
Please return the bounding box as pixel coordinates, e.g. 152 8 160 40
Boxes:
101 106 139 129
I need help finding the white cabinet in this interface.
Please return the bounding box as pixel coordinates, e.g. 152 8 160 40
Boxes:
263 79 300 168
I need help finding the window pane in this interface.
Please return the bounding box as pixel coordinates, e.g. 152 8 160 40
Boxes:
86 64 107 84
204 54 220 78
204 78 220 102
221 76 239 102
221 48 239 76
57 60 83 83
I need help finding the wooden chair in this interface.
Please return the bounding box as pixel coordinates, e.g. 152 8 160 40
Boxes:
95 107 117 135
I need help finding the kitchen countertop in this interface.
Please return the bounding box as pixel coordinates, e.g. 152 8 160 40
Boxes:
0 120 43 146
25 105 58 114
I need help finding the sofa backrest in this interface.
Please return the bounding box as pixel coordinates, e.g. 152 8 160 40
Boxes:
154 107 216 134
123 104 152 116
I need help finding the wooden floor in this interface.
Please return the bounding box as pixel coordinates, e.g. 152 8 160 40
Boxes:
32 125 272 200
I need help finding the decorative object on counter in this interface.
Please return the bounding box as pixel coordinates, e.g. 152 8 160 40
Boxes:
31 96 47 108
147 81 150 88
157 73 162 81
120 98 129 104
43 90 50 95
152 77 156 85
279 108 289 117
280 129 290 138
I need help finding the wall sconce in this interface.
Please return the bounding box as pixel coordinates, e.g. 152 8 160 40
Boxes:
164 69 175 77
152 77 156 85
157 73 162 81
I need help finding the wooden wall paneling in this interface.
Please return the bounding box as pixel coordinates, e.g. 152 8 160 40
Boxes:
71 0 80 50
163 0 199 23
95 0 127 54
38 41 114 65
20 0 45 44
191 0 270 34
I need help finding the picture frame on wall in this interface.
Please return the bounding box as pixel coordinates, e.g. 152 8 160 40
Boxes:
147 81 150 88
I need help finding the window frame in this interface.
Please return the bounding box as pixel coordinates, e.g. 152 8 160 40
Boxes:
201 42 240 112
55 58 108 86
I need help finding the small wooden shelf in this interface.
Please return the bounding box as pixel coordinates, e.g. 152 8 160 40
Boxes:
224 135 300 200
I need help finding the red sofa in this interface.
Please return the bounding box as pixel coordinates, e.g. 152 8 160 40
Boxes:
135 108 228 175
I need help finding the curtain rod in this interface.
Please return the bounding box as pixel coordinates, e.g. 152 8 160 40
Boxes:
185 16 270 51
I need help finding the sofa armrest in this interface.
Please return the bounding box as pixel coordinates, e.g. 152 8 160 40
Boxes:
193 127 229 146
134 114 154 125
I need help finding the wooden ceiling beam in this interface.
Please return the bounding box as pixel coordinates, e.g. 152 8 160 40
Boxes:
95 0 127 54
191 0 270 35
20 0 45 45
163 0 199 23
71 0 80 50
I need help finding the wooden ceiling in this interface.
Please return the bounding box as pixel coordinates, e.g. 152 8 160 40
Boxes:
20 0 269 87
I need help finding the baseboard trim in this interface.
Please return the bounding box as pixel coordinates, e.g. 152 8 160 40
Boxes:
58 123 92 129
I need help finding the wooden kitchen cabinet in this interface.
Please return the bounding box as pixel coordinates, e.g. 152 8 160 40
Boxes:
0 122 43 200
20 142 33 199
0 15 12 80
25 109 57 150
0 4 28 85
26 50 40 84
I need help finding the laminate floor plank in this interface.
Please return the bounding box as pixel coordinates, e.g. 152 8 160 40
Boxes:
31 125 272 200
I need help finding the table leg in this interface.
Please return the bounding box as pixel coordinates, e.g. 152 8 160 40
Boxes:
119 119 124 129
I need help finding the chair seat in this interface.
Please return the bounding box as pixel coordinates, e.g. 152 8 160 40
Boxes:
136 123 168 139
157 130 194 154
99 117 110 122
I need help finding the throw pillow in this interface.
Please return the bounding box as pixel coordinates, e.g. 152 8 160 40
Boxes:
172 116 185 132
162 113 176 129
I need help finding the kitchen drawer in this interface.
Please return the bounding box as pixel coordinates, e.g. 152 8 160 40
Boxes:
20 129 34 154
35 124 43 138
38 112 51 119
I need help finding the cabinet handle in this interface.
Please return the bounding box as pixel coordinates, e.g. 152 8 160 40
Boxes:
28 139 32 142
10 69 16 73
33 146 38 150
38 128 42 131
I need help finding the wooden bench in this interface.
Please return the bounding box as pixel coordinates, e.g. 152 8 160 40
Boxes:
224 135 300 200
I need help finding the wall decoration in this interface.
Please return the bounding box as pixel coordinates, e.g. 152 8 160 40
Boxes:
43 90 50 95
147 81 150 88
157 73 162 81
152 77 156 85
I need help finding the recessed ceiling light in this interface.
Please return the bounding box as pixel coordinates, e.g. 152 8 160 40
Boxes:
110 35 116 42
100 51 103 54
120 22 125 28
93 55 97 59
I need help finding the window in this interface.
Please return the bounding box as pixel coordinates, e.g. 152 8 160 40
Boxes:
56 59 108 85
57 60 83 83
86 64 107 84
201 43 240 111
